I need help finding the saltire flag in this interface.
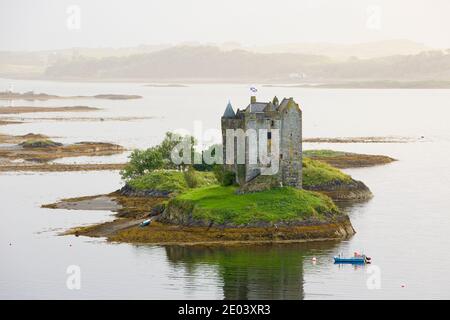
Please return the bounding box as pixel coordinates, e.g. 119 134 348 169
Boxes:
250 86 258 93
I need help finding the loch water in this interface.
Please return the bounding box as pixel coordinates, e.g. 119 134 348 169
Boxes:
1 79 450 299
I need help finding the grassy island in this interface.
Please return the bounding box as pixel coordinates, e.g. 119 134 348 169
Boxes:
302 157 351 187
42 133 393 244
304 149 396 168
48 158 360 244
162 185 340 226
123 156 371 201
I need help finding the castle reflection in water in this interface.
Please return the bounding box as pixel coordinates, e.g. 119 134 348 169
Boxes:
164 242 340 300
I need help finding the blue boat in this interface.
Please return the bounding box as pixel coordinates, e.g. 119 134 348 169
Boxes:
139 219 152 227
334 253 371 264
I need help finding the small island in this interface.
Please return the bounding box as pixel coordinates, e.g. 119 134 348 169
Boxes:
303 136 418 143
0 91 142 100
43 158 377 243
42 96 395 245
0 133 126 171
145 84 188 88
0 119 22 126
0 106 99 114
47 164 357 245
303 149 396 168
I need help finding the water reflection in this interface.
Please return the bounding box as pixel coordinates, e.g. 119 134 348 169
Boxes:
164 242 340 300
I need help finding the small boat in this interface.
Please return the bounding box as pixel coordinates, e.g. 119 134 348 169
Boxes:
334 252 371 264
139 219 152 227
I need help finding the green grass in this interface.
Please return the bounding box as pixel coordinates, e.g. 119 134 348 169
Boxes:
127 158 351 192
127 170 217 192
303 149 348 158
302 157 351 187
172 185 340 225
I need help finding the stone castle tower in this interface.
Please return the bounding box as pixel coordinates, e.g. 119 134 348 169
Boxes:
221 95 302 188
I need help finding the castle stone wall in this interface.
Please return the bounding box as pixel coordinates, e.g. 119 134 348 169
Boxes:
280 102 302 188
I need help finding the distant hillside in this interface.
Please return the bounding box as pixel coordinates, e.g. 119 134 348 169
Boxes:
0 44 172 78
250 39 430 60
44 46 331 81
42 46 450 83
1 43 450 85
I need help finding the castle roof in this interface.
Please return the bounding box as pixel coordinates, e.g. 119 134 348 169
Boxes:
278 97 298 111
245 102 269 113
222 101 236 118
228 96 299 117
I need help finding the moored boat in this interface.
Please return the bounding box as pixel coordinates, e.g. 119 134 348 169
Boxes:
334 252 371 264
139 219 152 227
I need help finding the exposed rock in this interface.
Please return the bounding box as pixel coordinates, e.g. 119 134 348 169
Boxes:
106 217 355 245
149 203 166 217
117 184 172 198
304 179 373 201
19 140 63 148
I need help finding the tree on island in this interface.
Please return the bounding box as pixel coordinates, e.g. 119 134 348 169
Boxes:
120 132 235 187
120 132 196 180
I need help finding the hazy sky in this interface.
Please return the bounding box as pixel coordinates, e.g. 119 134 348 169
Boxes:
1 0 449 51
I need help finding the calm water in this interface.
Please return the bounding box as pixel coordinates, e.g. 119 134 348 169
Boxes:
1 79 450 299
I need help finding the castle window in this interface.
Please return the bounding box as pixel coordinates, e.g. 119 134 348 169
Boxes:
280 154 283 159
271 120 275 127
267 132 272 140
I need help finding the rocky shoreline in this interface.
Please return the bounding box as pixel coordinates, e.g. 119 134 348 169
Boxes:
44 178 368 245
66 215 355 246
304 179 373 201
117 184 172 198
